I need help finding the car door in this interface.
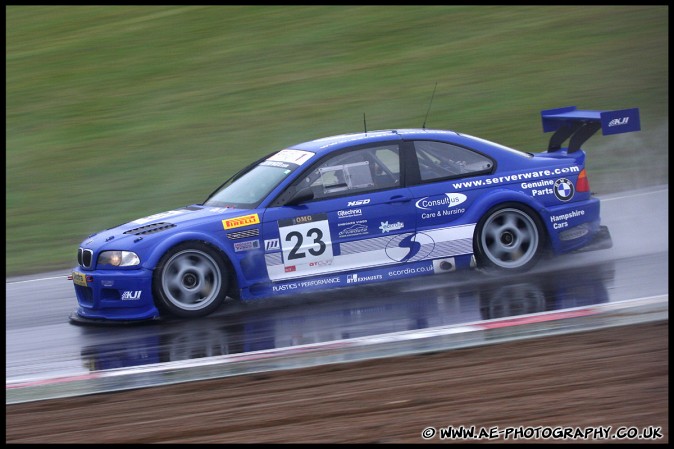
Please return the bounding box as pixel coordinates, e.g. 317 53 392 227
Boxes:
406 139 495 271
261 142 418 284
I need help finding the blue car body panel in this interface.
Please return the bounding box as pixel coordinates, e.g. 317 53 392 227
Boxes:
71 107 639 321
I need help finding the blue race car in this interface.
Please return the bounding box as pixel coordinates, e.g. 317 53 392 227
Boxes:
70 106 640 322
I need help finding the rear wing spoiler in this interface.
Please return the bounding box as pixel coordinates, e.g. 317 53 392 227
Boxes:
541 106 640 153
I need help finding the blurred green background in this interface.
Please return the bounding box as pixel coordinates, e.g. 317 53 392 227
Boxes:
6 5 668 276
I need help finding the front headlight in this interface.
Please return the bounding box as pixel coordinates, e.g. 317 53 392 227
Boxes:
98 250 140 267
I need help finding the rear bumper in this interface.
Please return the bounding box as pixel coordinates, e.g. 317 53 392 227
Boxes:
544 197 610 254
572 225 613 253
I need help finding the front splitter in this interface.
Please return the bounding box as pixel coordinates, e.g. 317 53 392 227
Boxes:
68 310 163 326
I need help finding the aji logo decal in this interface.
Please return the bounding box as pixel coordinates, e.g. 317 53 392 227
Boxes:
554 178 575 201
385 233 435 263
415 193 467 210
222 213 260 230
608 117 629 127
121 290 142 300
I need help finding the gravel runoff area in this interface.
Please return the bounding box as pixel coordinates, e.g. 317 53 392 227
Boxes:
6 320 668 444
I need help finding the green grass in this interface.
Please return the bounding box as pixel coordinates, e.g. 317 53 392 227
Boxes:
6 5 668 276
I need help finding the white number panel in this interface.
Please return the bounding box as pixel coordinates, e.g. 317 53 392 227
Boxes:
276 213 334 277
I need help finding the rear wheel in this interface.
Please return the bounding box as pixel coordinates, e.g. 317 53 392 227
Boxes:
474 204 544 272
153 242 229 318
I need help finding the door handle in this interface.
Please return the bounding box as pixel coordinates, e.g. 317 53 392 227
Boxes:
385 195 411 204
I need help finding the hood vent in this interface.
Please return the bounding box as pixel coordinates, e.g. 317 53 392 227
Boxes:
124 222 176 236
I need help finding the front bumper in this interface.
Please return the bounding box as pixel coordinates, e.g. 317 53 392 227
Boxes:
71 267 160 321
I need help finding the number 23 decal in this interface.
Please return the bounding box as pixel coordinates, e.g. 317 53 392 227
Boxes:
285 228 326 260
279 214 333 267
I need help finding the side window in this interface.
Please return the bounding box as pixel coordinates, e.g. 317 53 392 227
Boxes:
299 144 401 200
414 141 493 182
319 161 373 195
372 146 400 186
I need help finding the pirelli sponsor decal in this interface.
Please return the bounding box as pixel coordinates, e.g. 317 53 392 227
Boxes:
222 213 260 230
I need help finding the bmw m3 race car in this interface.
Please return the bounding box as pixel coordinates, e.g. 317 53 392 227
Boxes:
70 106 640 322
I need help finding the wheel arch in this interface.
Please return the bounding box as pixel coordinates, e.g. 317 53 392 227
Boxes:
466 189 551 252
470 192 552 271
143 231 242 296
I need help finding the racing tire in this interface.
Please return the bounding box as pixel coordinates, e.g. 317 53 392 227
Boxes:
153 242 229 318
474 203 545 273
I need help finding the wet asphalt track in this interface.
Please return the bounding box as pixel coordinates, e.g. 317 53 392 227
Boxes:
6 186 668 398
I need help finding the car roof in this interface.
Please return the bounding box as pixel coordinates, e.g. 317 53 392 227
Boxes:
290 128 461 156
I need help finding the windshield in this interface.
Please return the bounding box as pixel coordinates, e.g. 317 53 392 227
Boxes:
204 149 315 209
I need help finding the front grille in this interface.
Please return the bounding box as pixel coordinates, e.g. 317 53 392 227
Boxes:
78 248 93 268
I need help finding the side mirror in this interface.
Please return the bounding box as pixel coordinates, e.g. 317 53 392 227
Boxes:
286 187 314 206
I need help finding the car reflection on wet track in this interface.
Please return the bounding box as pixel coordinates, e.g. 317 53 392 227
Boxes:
79 260 613 372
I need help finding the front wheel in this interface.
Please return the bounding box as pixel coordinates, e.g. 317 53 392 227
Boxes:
474 204 545 272
153 242 229 318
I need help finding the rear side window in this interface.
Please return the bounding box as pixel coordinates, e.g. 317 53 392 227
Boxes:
413 141 493 182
